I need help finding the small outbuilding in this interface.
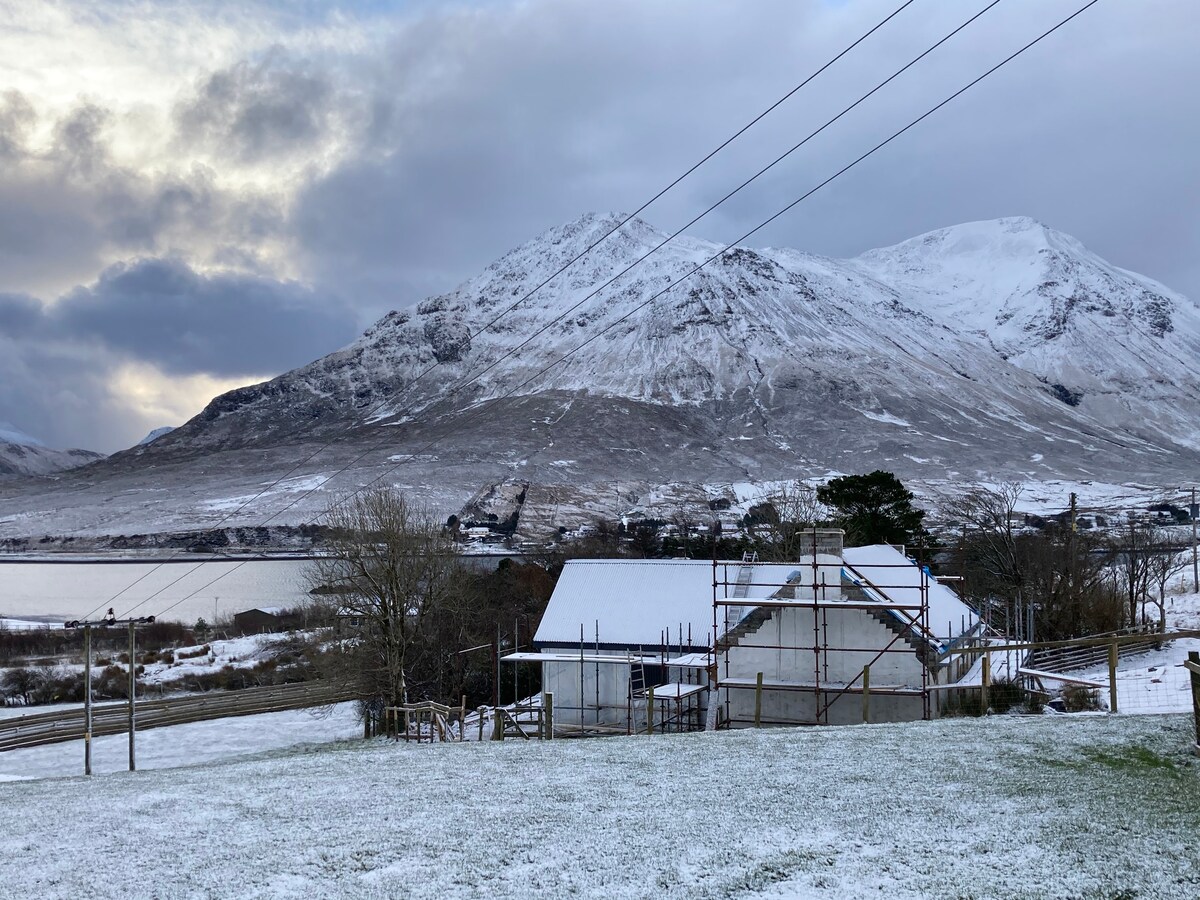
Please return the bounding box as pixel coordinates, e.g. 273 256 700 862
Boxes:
232 606 291 633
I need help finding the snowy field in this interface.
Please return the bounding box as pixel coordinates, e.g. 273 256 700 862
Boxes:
1 714 1197 899
0 702 360 781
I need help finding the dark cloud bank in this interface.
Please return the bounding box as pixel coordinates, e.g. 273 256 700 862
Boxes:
2 0 1198 451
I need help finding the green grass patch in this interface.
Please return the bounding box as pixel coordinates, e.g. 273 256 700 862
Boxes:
1082 744 1184 776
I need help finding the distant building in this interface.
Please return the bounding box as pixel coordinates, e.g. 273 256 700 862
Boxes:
232 606 292 633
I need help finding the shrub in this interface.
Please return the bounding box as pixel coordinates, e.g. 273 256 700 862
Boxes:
1061 684 1104 712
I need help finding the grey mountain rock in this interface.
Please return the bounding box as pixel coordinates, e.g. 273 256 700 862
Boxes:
2 214 1198 538
0 422 104 479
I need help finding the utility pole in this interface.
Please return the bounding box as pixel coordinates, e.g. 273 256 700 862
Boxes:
1192 487 1198 594
128 621 137 772
64 609 155 776
83 623 92 776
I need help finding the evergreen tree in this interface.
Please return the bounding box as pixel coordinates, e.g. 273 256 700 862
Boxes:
816 471 925 546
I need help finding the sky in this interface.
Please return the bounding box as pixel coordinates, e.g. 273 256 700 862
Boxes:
0 0 1196 452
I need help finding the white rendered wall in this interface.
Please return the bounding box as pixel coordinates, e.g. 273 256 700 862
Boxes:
721 607 929 726
541 653 631 728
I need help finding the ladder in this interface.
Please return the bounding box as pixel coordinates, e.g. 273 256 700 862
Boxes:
629 650 647 698
727 551 758 625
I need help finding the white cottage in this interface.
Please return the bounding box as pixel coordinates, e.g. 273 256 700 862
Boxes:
510 535 983 733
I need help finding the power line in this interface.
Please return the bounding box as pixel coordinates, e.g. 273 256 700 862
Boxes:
138 0 1104 624
76 0 919 624
120 1 999 622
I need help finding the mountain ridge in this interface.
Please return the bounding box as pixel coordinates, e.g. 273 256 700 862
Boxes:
2 213 1198 538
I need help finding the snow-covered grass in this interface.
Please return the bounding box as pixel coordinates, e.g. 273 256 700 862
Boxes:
0 703 360 782
1 715 1197 898
137 632 304 687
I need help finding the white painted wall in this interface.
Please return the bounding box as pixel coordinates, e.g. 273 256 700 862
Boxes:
721 606 931 726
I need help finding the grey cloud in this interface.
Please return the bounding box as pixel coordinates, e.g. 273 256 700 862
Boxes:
51 103 112 178
49 257 358 377
0 292 41 334
0 332 161 453
0 91 36 158
0 259 358 452
292 0 1200 311
175 48 339 164
0 100 288 298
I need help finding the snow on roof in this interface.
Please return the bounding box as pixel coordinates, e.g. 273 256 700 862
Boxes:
533 559 803 650
842 545 979 645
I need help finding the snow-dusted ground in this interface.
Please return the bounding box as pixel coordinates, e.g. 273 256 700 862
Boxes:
0 702 360 781
1 714 1197 898
0 632 307 710
138 633 304 686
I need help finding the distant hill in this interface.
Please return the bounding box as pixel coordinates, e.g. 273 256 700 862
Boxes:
0 422 104 479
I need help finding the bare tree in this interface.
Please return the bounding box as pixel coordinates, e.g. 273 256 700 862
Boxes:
309 488 466 728
942 483 1027 634
942 483 1121 640
1107 518 1157 628
758 481 825 561
1144 529 1190 632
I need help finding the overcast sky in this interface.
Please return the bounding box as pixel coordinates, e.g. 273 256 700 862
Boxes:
1 0 1196 452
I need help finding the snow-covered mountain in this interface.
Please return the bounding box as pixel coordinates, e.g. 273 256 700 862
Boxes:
2 214 1199 538
0 422 104 479
137 426 176 446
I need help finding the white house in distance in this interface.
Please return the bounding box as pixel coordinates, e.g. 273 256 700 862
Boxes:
506 532 983 733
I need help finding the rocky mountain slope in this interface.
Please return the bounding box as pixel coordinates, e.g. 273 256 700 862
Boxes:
2 214 1198 538
0 423 104 479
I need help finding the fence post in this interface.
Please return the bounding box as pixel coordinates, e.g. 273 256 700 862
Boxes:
646 685 655 735
1108 641 1119 714
861 665 871 724
477 706 486 743
980 655 990 715
544 692 554 741
754 672 763 728
460 695 467 742
493 707 504 741
1188 651 1199 753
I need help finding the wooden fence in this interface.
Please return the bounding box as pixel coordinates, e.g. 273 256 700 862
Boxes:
0 681 358 752
1028 626 1162 674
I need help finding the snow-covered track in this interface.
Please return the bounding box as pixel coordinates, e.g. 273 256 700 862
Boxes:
0 681 358 752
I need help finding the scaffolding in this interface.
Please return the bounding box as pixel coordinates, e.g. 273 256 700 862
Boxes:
503 538 986 735
503 617 711 736
710 531 958 727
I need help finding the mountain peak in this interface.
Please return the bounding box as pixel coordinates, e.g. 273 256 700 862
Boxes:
859 215 1090 263
0 421 44 448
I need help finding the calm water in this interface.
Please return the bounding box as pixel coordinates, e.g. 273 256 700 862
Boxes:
0 558 313 625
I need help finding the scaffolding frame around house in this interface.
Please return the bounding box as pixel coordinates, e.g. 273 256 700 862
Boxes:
502 616 709 736
710 530 955 727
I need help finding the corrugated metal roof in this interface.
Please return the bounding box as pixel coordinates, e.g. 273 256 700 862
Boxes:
533 559 803 650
